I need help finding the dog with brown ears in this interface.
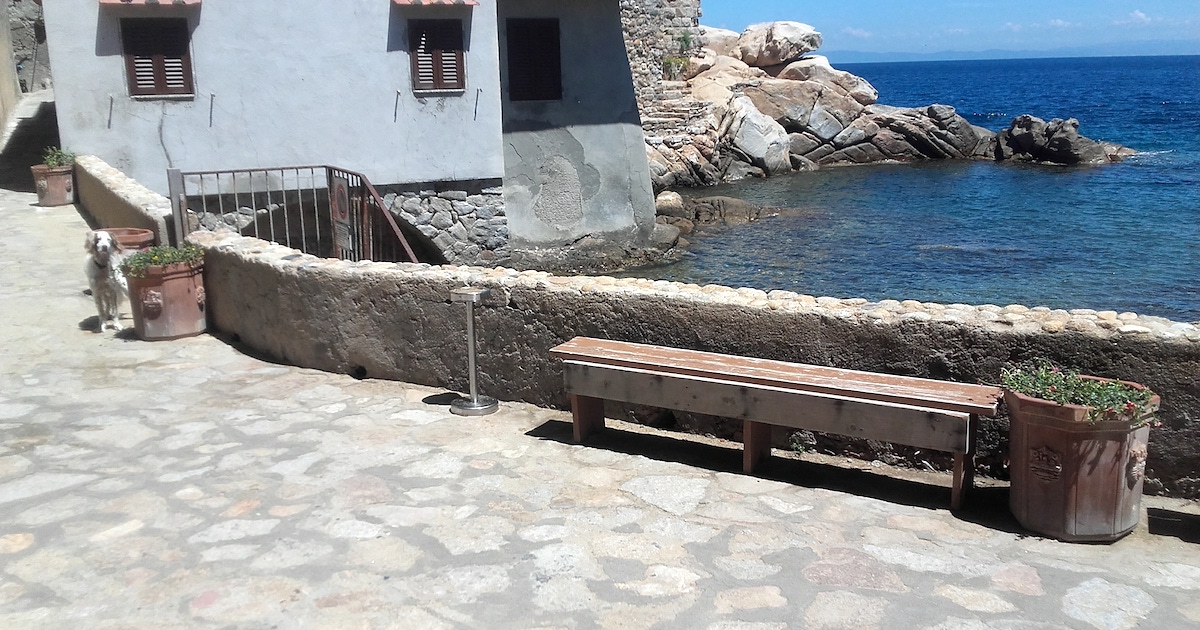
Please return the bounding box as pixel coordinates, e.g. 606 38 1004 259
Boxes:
84 230 127 332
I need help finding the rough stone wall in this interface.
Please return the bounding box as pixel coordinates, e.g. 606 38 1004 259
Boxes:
0 4 18 126
620 0 702 108
381 185 509 266
191 229 1200 498
620 0 723 190
8 0 48 92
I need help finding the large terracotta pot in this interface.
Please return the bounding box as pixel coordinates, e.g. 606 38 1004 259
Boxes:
126 262 207 341
1006 381 1159 542
30 164 75 206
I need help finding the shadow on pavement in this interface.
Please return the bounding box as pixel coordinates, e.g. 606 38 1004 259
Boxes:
527 419 1028 533
0 99 61 193
1148 507 1200 543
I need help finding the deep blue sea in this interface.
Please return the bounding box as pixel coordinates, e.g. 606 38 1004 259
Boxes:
637 55 1200 323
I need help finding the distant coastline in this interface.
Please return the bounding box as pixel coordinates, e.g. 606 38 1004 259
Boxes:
824 45 1200 64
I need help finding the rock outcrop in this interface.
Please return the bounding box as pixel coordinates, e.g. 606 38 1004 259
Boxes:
993 115 1135 165
642 21 1133 190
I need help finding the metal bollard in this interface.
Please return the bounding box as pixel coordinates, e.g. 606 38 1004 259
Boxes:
449 286 499 416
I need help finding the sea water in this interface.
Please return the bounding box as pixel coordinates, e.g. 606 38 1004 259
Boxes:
635 55 1200 322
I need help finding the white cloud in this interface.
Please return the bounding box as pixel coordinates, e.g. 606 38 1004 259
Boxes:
1002 22 1023 32
842 27 872 38
1046 19 1078 29
1115 10 1153 25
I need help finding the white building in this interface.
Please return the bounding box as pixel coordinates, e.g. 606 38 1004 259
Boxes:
42 0 655 264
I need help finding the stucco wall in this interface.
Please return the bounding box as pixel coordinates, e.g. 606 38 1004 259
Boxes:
191 229 1200 498
41 0 505 195
498 0 656 249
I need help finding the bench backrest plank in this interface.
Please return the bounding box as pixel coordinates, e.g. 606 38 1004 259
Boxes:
563 361 972 453
551 337 1000 417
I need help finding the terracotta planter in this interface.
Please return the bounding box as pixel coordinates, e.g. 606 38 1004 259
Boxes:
106 228 156 251
1006 381 1159 542
126 262 207 341
30 164 75 206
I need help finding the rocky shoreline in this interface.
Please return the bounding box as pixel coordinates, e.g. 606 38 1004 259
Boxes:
645 21 1134 192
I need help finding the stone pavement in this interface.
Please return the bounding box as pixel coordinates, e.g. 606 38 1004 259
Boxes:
1 188 1199 630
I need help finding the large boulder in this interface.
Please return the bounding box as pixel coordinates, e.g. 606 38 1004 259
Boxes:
743 79 822 133
690 55 764 119
865 104 985 160
737 22 823 67
723 96 793 175
777 55 878 105
698 26 741 58
741 78 864 141
687 47 718 79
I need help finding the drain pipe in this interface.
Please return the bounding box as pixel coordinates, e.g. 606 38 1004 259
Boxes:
449 286 498 416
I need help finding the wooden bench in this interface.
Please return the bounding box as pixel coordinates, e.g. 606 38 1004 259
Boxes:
550 337 1002 510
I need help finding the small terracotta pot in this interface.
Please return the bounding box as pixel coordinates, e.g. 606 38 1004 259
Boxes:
126 262 206 341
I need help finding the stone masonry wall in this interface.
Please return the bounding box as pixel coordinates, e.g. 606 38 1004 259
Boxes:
8 0 49 92
191 229 1200 498
381 184 509 266
621 0 702 108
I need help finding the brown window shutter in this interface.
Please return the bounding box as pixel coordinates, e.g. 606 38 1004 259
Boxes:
506 19 561 101
410 20 465 92
122 18 194 96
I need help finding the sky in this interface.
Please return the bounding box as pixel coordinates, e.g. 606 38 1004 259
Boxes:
699 1 1200 59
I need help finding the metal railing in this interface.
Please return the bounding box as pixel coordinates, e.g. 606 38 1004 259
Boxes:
168 165 417 263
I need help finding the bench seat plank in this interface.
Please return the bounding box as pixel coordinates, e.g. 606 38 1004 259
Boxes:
563 361 971 453
551 337 1000 417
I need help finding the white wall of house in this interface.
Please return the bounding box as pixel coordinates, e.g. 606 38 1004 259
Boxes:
42 0 506 194
498 0 656 248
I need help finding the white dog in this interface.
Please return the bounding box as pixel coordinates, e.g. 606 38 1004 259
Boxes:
84 230 128 331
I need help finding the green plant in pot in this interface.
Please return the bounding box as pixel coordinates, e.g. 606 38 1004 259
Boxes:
31 147 76 207
1001 360 1159 542
121 245 208 341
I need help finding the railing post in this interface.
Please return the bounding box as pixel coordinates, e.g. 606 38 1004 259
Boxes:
167 168 185 246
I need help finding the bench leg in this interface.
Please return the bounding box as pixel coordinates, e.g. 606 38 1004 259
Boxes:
743 420 773 473
950 415 979 511
571 394 606 443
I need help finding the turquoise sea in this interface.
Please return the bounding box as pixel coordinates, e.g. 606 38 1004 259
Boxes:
637 55 1200 323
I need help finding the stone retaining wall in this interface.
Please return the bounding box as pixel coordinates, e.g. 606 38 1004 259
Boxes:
75 154 172 243
380 183 509 266
191 230 1200 498
621 0 703 107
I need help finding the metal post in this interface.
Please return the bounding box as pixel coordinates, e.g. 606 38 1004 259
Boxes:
450 286 498 416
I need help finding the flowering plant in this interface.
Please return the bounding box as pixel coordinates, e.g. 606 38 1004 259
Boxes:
1000 360 1158 427
121 245 205 278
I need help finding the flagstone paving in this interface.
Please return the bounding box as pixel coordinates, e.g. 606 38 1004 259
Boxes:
1 188 1198 629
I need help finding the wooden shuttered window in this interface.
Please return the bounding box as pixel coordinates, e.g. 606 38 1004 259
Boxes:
410 20 466 92
121 18 194 97
506 18 561 102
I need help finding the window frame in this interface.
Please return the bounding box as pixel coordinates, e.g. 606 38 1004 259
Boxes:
120 17 195 98
409 19 466 94
505 18 562 102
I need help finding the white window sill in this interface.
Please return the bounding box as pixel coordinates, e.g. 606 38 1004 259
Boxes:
412 89 466 97
131 94 196 101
